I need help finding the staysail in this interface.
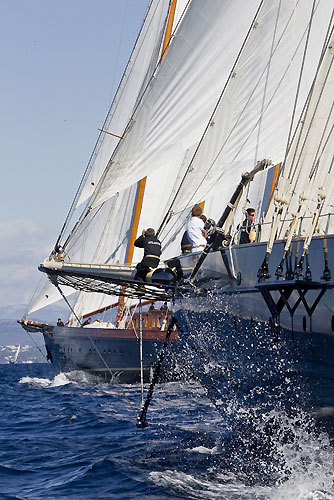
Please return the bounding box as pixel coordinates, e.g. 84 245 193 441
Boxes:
27 0 191 320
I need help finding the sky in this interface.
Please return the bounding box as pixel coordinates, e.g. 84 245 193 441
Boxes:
0 0 150 316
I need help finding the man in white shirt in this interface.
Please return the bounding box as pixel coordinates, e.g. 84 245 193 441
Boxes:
186 206 207 253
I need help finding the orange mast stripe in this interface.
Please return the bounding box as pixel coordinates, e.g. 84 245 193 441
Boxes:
126 177 147 264
160 0 177 63
268 163 281 204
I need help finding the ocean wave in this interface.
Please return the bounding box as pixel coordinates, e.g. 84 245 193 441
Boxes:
18 372 73 388
2 364 334 499
20 369 102 386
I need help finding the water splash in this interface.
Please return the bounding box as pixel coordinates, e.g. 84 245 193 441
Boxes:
150 406 334 500
19 372 74 388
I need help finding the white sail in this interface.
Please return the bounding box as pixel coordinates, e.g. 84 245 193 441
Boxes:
75 0 170 208
26 279 75 315
160 0 332 218
90 0 263 209
13 345 20 363
65 184 138 323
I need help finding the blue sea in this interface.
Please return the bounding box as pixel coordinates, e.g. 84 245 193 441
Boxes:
1 363 334 500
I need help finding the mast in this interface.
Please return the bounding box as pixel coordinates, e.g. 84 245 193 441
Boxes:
117 0 177 317
160 0 177 64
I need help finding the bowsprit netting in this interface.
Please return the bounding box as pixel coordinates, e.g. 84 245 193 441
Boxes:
42 267 173 301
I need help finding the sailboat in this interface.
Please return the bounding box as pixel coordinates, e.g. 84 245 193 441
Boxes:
9 344 21 364
36 0 334 416
19 0 193 383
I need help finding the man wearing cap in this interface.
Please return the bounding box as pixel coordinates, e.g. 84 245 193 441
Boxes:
134 228 161 281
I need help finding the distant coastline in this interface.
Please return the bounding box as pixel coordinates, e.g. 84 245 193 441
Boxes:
0 319 46 364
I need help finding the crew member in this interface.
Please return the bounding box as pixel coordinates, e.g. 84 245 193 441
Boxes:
186 206 207 252
82 317 92 327
181 214 207 254
134 228 161 281
239 208 256 244
181 231 191 254
57 318 64 326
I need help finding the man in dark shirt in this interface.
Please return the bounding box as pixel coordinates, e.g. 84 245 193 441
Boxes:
134 228 161 281
82 317 92 327
181 231 191 254
239 208 255 244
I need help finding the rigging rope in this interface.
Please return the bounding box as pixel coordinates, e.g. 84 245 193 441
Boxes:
139 296 144 407
24 329 48 362
288 41 334 186
281 0 317 177
24 274 45 317
301 156 334 254
278 114 334 264
107 0 129 108
278 27 334 238
261 14 334 274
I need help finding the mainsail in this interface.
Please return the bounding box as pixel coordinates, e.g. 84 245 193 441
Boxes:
89 0 264 209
